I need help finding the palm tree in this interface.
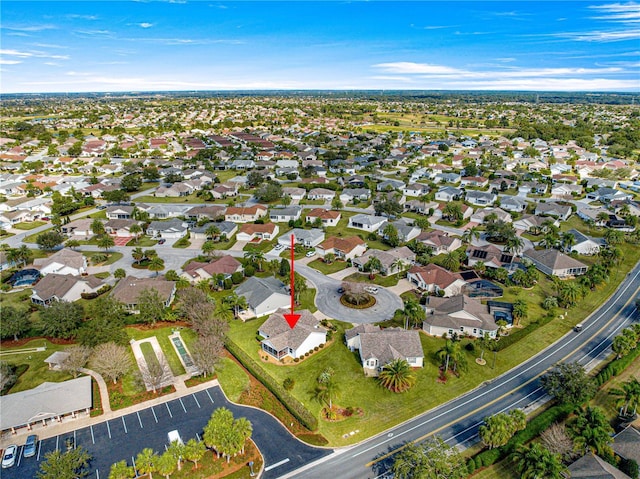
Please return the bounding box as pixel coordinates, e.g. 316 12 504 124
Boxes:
539 232 559 249
437 339 465 373
378 358 417 393
205 224 221 241
504 235 524 255
364 256 383 279
148 257 165 277
400 297 425 330
441 251 460 272
16 244 33 267
183 439 206 469
596 211 610 226
225 292 248 318
512 443 566 479
512 299 528 326
167 440 185 471
443 202 463 222
609 378 640 417
477 332 493 362
561 232 576 253
135 448 157 479
65 239 81 250
108 460 135 479
129 224 143 243
202 240 217 257
233 417 253 455
569 406 614 457
462 226 481 245
155 451 175 479
98 234 115 253
132 247 144 264
558 281 583 308
244 249 266 272
390 258 407 276
91 218 105 236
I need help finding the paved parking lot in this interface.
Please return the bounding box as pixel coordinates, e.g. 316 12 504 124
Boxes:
2 386 330 479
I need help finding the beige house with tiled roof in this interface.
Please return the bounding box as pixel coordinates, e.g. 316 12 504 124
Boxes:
523 248 588 277
352 246 415 276
316 236 367 261
33 248 87 276
305 208 341 227
236 222 279 242
417 230 462 255
110 276 176 313
423 295 499 338
407 264 466 297
258 309 326 360
224 205 268 223
31 273 105 306
181 255 243 284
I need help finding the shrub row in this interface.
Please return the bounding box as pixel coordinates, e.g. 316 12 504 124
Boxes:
80 284 112 300
471 403 574 470
225 340 318 431
595 344 640 387
495 313 555 352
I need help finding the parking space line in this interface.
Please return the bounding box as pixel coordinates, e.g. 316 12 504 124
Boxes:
166 402 173 418
137 411 143 429
90 425 95 444
37 438 43 460
106 420 112 439
179 398 187 413
196 433 201 441
122 416 128 434
96 469 100 479
265 458 290 472
151 406 158 423
131 457 136 474
205 389 214 403
56 435 59 451
192 393 201 408
16 446 23 467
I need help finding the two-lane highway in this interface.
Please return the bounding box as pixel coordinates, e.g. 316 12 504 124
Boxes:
283 262 640 479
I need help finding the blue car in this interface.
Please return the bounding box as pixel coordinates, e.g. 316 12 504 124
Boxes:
23 435 38 458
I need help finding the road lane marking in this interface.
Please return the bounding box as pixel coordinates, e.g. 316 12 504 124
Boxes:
179 398 187 413
90 425 95 444
205 389 214 403
364 282 640 468
265 458 290 471
137 412 143 429
16 446 22 467
106 421 112 439
166 402 173 418
122 416 128 434
192 393 201 408
151 406 158 423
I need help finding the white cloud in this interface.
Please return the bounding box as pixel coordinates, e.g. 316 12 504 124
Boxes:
4 24 57 32
1 49 34 58
554 29 640 41
138 23 154 28
0 60 22 65
373 62 465 74
590 2 640 23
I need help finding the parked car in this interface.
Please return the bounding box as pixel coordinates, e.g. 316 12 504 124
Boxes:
167 430 183 446
2 445 17 468
337 287 345 294
274 244 284 251
158 238 166 245
574 323 583 332
41 216 50 221
96 205 107 210
305 250 316 258
23 435 38 458
365 286 379 295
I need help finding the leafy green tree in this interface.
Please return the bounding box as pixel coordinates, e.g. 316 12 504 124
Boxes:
382 223 400 247
120 174 142 192
39 301 84 339
279 258 291 276
37 447 92 479
254 182 282 202
131 247 144 264
155 451 175 479
399 296 425 329
108 460 135 479
97 234 115 252
129 224 143 243
167 440 185 472
148 256 165 277
78 296 128 347
441 252 461 272
479 409 527 449
541 361 596 405
437 339 466 374
137 288 166 325
0 304 30 341
114 268 126 279
378 359 417 393
609 377 640 417
512 443 566 479
364 256 383 278
203 407 235 459
183 439 206 469
36 231 66 251
314 367 340 409
244 249 266 272
568 406 614 457
392 436 467 479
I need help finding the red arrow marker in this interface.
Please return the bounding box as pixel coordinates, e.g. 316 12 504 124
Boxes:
283 233 301 329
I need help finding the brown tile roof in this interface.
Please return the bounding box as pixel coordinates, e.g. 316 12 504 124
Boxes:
238 223 277 235
306 208 340 220
226 205 267 216
319 235 365 253
184 255 242 277
409 263 462 288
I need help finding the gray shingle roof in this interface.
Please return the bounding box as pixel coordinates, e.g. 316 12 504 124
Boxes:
259 309 324 352
235 276 288 310
523 248 588 271
359 329 423 365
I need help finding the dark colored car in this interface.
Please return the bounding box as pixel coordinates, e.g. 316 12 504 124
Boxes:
23 435 37 458
158 239 166 245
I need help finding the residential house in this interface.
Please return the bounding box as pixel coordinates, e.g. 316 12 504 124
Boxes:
269 206 302 223
258 309 326 360
209 183 238 199
352 246 415 276
31 273 105 306
460 176 489 188
523 248 588 277
104 219 141 238
434 172 461 184
235 276 290 318
105 205 134 220
155 182 194 198
535 202 572 221
576 205 609 226
110 276 176 313
499 196 529 213
33 248 87 276
568 453 631 479
316 236 367 261
518 182 548 196
404 200 439 215
407 264 467 297
513 215 555 234
403 183 430 197
470 207 512 224
465 190 497 207
389 220 421 243
0 251 18 272
466 244 514 269
138 204 193 219
377 178 405 191
489 178 517 192
278 228 325 248
347 327 423 377
307 188 336 201
345 324 381 351
613 426 640 466
587 187 633 203
190 221 237 241
340 188 371 204
224 205 268 223
551 184 583 199
180 255 243 284
281 187 306 201
60 218 94 239
435 186 463 202
146 219 189 239
566 229 604 255
237 223 279 242
185 205 227 222
417 230 462 255
423 295 499 338
305 208 341 227
348 214 387 233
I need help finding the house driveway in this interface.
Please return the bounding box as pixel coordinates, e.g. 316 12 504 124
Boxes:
327 266 358 281
296 264 403 324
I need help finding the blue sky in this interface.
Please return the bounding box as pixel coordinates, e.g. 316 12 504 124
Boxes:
2 1 639 93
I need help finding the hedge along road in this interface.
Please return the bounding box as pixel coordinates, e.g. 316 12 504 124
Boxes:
1 386 330 479
295 263 403 323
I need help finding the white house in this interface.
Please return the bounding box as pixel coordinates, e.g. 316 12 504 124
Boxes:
258 309 326 360
146 219 189 239
269 206 302 223
31 273 105 306
33 248 87 276
348 214 387 232
407 264 467 297
235 276 290 318
278 228 325 248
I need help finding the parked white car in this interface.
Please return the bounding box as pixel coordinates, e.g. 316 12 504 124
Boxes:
2 445 17 468
365 286 379 295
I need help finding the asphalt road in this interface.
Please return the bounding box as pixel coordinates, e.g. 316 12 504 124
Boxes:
1 386 330 479
295 264 403 323
282 262 640 479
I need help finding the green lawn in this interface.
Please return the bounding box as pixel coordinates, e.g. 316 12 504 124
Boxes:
343 272 399 287
134 193 203 203
308 259 348 275
83 251 123 265
173 236 191 249
125 237 157 247
0 339 74 393
125 325 194 377
13 221 47 230
216 357 250 402
298 288 317 313
140 341 161 370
